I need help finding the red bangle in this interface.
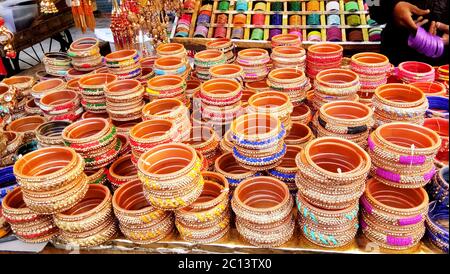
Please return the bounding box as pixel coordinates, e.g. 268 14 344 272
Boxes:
252 13 265 26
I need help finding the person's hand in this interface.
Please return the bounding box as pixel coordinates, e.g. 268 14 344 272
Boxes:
435 22 449 45
393 1 430 31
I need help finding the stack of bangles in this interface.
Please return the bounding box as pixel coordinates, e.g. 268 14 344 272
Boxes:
397 61 435 83
425 96 449 119
6 115 47 143
35 121 70 148
104 79 145 122
209 64 245 85
183 126 220 169
112 180 174 244
154 57 190 80
31 78 66 107
214 152 261 190
232 176 295 247
428 166 449 208
267 68 310 106
327 14 340 25
214 25 227 39
129 119 179 166
231 27 244 39
423 118 448 165
65 69 93 82
206 39 236 64
435 64 449 89
245 80 271 93
199 78 243 127
1 166 18 204
306 43 343 79
295 136 370 211
107 154 138 191
426 201 448 253
312 68 360 111
1 187 59 243
185 79 201 103
137 143 204 210
176 14 192 37
267 145 302 193
194 5 212 38
138 58 156 92
270 34 302 48
67 37 102 71
1 131 24 167
368 122 441 189
194 49 227 81
408 26 445 59
285 122 314 148
231 113 287 171
360 179 428 251
156 43 187 62
291 104 312 124
350 52 391 101
410 82 447 97
271 46 306 71
307 30 321 42
236 48 270 82
269 15 283 40
39 89 83 122
142 98 191 142
327 27 342 42
79 73 118 113
13 147 89 214
53 184 117 247
372 84 428 126
175 171 230 243
247 91 294 132
313 101 374 149
146 75 188 105
62 118 121 171
43 52 72 77
84 167 108 185
105 50 142 80
2 75 35 99
369 27 382 41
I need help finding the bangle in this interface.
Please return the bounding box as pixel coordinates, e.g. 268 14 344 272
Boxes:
423 118 449 165
68 37 102 71
233 13 247 25
105 79 144 122
252 13 265 25
236 48 270 82
231 27 244 39
194 49 227 81
0 166 18 203
271 46 306 72
306 0 320 11
327 14 340 25
285 122 313 148
250 28 264 40
397 61 435 83
348 29 363 41
156 43 187 61
35 121 70 148
326 1 340 12
107 154 138 191
271 34 302 48
6 115 47 143
307 30 322 42
288 1 301 11
31 78 66 100
232 176 294 247
267 145 302 192
236 0 248 12
209 64 244 85
206 39 236 64
347 14 361 26
218 0 230 11
306 43 343 78
214 152 260 189
326 27 342 41
307 14 320 25
350 52 390 94
344 1 359 12
427 166 449 208
410 82 446 96
426 201 449 253
425 96 449 119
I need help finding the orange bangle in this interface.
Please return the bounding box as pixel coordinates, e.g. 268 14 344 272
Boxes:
233 14 247 25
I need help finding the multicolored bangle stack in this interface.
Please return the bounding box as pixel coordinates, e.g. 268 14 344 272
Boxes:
142 98 191 142
427 166 449 208
105 50 142 80
194 49 227 81
175 171 230 243
176 13 192 37
360 179 428 250
397 61 435 83
372 84 428 126
108 154 138 191
247 91 294 132
296 137 370 247
35 121 70 148
104 79 145 122
62 118 121 171
79 73 118 113
206 39 236 64
350 52 391 103
1 187 59 243
267 68 310 106
184 126 220 169
236 48 270 82
312 68 360 111
1 131 24 167
154 56 190 80
43 52 72 77
425 201 448 253
368 122 441 189
6 115 47 143
112 180 174 244
67 37 103 72
313 101 374 149
209 64 245 85
306 43 343 79
285 122 314 148
231 113 286 171
146 75 189 106
232 176 295 247
425 96 449 119
129 119 179 166
31 78 66 107
267 145 302 193
13 147 88 214
271 46 306 71
137 143 204 210
39 89 83 122
53 184 118 247
423 118 448 166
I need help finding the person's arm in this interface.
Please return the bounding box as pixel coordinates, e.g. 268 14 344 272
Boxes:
370 1 430 31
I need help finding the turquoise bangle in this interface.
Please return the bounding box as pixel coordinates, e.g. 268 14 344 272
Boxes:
344 1 359 12
236 0 248 11
307 14 321 25
327 14 340 25
175 31 189 37
251 28 264 40
347 14 361 26
154 65 187 76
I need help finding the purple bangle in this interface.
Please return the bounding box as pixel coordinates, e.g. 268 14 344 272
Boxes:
194 25 209 38
431 36 445 58
197 14 211 25
269 28 282 40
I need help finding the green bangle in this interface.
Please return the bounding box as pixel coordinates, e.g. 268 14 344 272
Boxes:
289 1 301 11
272 2 283 11
218 1 230 11
344 1 359 12
251 28 264 40
347 14 361 26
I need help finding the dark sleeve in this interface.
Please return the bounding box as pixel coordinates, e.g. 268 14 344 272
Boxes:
369 0 402 24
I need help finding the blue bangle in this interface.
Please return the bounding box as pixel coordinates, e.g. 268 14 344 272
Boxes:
154 65 186 76
236 0 248 12
0 166 18 199
226 172 262 186
231 125 286 149
426 96 449 119
232 143 287 165
427 166 449 207
426 201 449 253
267 169 296 181
327 14 340 25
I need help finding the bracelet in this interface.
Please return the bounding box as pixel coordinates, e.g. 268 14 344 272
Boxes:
344 1 359 12
426 201 449 253
426 96 449 119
